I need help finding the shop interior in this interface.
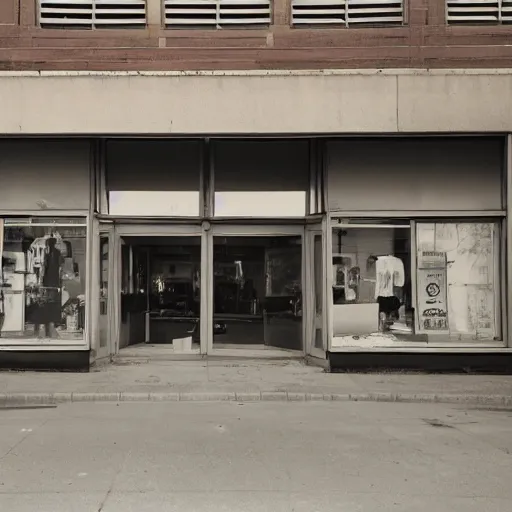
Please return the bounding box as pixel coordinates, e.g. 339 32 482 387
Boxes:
116 235 303 352
331 224 414 346
212 236 303 351
118 236 201 351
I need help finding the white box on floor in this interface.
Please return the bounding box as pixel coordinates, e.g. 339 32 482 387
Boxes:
173 336 192 353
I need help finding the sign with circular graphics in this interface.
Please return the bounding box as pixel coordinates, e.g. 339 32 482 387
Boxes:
426 282 440 298
417 263 448 333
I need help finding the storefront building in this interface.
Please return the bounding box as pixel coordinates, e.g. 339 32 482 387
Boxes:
0 117 511 369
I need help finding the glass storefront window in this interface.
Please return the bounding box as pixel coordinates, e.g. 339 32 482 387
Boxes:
0 218 87 341
106 140 201 217
416 222 500 341
213 140 309 218
331 225 412 341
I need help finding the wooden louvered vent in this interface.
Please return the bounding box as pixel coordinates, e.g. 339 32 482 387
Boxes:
38 0 147 29
446 0 512 24
291 0 404 26
164 0 272 28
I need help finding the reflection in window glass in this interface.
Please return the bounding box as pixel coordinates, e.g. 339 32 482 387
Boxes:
109 191 200 217
331 227 412 339
214 191 306 217
1 220 87 341
416 222 500 341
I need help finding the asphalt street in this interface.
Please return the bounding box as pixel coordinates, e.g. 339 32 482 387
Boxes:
0 401 511 511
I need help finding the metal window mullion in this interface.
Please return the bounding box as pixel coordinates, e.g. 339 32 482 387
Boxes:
498 0 503 23
494 222 503 341
345 0 349 27
506 134 512 347
216 0 221 29
307 140 315 215
326 218 334 350
92 0 97 29
410 220 420 336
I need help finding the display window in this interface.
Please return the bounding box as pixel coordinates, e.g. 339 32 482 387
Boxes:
416 222 501 341
331 223 413 345
330 220 502 346
0 217 87 342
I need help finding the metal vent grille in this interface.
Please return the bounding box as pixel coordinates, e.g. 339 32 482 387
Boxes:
164 0 272 28
446 0 512 24
38 0 147 29
291 0 404 26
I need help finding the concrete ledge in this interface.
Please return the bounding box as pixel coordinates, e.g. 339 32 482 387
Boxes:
4 69 512 134
0 392 510 407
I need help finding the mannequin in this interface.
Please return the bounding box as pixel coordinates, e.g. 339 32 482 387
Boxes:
35 237 64 338
369 254 405 331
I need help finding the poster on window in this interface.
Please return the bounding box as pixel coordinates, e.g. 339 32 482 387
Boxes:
417 251 448 333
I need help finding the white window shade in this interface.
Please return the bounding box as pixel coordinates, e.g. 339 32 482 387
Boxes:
164 0 271 28
291 0 404 26
38 0 147 29
446 0 512 24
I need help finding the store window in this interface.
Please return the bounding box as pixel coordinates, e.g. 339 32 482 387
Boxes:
213 140 309 217
416 222 500 341
331 223 412 344
0 218 87 342
106 140 201 217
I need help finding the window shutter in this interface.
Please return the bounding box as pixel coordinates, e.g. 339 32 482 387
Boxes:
446 0 512 24
291 0 404 26
164 0 272 28
38 0 147 29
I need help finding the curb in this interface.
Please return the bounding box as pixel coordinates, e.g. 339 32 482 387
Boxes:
0 392 511 407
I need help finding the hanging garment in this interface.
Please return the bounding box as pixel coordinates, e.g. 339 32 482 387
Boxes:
42 246 63 288
374 256 405 299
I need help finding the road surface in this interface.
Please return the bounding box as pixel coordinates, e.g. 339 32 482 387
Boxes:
0 400 510 511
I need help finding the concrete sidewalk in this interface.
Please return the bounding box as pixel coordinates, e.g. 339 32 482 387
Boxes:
1 359 511 406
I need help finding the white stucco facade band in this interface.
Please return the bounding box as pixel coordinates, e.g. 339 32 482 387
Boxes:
1 69 512 135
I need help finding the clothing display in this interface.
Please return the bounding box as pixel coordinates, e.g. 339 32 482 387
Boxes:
27 233 66 286
377 296 401 315
374 255 405 299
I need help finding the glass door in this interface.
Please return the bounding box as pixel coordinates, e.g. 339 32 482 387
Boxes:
208 225 304 353
98 228 113 359
306 223 327 359
112 224 204 354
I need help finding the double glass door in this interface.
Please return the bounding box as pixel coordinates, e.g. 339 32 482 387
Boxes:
97 223 327 358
